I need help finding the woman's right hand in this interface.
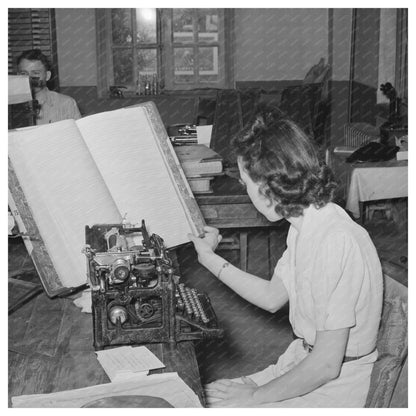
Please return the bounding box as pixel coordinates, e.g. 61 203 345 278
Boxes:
187 226 222 263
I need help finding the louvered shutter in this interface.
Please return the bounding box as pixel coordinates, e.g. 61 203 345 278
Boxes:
8 8 59 89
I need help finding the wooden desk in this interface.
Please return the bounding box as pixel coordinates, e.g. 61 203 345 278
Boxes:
346 160 407 219
196 174 279 272
8 292 205 407
196 174 274 229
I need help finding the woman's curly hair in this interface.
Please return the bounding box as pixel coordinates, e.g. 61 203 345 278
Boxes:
232 106 337 218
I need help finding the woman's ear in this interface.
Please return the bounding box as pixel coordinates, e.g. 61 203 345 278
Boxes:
46 71 52 82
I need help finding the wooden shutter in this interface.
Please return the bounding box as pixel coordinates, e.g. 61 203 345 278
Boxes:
8 8 59 89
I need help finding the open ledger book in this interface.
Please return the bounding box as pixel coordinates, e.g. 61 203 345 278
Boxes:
8 102 205 297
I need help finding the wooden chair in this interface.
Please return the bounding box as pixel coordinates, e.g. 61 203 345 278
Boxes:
365 267 408 407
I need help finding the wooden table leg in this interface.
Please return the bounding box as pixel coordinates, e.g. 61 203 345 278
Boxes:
239 231 248 272
358 201 365 224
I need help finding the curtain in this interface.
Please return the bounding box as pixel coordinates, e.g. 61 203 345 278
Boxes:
395 9 408 103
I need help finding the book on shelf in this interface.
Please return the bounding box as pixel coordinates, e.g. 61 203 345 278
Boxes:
8 102 205 297
174 144 223 177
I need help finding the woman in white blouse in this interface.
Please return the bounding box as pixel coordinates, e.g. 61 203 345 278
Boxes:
188 108 383 408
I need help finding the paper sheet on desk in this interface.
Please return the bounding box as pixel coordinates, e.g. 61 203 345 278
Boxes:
73 288 92 313
196 125 213 146
12 372 203 408
96 346 165 381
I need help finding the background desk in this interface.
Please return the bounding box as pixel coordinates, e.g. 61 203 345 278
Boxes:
330 152 408 219
346 160 408 219
196 174 280 273
196 174 273 228
8 292 204 407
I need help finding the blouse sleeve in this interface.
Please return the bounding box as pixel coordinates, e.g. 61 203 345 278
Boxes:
271 247 290 289
312 231 365 331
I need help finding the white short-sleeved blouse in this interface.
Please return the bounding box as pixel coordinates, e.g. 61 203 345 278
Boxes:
272 203 383 357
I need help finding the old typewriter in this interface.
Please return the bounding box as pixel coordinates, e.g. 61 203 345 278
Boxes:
83 221 223 350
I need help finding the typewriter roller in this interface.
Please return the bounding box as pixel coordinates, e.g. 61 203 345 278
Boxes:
84 221 223 349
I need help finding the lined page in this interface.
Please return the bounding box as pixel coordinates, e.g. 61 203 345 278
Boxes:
8 120 122 288
77 106 195 248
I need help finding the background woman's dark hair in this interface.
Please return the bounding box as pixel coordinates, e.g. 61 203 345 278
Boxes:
232 107 337 218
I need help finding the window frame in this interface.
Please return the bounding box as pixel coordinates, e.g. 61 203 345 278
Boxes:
95 8 234 97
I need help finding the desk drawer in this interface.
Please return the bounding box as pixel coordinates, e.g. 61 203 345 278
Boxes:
200 204 257 219
200 204 271 228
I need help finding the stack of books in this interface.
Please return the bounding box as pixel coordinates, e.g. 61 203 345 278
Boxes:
174 144 223 193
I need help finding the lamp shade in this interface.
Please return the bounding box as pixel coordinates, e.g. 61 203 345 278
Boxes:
8 75 32 105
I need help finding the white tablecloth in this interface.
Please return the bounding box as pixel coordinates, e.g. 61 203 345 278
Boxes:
346 163 408 218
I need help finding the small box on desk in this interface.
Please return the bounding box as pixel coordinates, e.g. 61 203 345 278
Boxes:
395 134 408 161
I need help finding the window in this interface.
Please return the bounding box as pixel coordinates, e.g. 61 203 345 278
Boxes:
110 8 159 93
96 8 233 97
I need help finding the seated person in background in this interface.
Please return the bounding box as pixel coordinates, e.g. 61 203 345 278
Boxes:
17 49 81 124
188 107 383 408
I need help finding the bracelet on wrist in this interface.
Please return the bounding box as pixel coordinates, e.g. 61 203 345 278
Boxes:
217 261 230 279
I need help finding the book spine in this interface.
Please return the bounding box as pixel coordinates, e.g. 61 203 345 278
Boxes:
181 161 223 177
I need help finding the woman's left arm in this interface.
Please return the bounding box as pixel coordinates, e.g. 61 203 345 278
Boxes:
206 327 349 407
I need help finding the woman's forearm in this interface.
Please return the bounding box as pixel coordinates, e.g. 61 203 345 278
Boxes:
252 328 349 405
253 352 336 404
199 251 288 312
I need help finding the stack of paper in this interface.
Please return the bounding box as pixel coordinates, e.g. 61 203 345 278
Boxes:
12 372 203 408
95 346 165 382
196 125 213 146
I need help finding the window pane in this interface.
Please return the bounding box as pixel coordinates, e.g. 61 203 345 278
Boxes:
174 47 194 83
198 9 218 42
135 9 156 43
137 48 157 74
173 9 193 43
198 46 219 83
112 9 133 46
113 49 133 85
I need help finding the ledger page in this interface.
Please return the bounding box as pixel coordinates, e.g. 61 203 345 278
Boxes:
8 120 122 288
76 106 198 248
